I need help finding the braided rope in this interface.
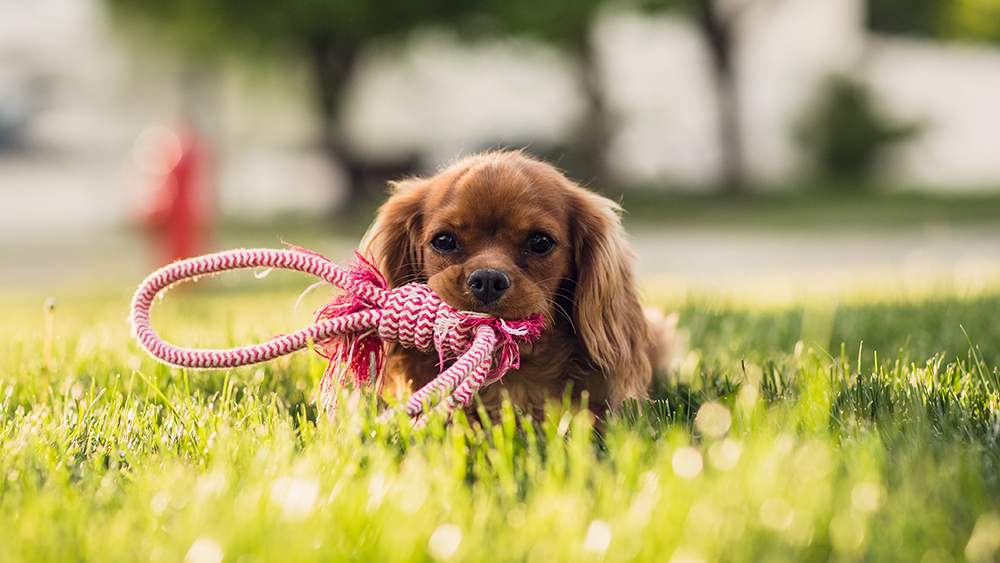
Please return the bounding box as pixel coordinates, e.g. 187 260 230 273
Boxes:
403 325 497 415
130 249 381 368
129 247 544 419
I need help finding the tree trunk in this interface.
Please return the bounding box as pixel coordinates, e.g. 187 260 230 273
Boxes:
712 60 747 194
306 38 373 210
575 52 613 188
695 0 748 194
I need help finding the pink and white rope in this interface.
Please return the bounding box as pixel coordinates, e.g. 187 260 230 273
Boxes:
129 247 543 420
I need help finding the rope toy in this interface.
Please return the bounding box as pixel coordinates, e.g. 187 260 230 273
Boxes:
129 247 545 421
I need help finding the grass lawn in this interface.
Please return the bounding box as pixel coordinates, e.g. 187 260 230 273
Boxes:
218 191 1000 242
1 280 998 562
618 191 1000 230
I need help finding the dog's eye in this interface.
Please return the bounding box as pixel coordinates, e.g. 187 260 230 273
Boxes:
525 232 556 255
430 232 458 253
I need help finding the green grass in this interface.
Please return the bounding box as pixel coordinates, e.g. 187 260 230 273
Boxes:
210 191 1000 245
617 191 1000 230
1 281 998 562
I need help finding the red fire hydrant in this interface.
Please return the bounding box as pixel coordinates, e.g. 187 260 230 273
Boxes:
138 125 210 265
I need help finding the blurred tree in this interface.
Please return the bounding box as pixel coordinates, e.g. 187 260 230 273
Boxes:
867 0 947 37
868 0 1000 41
483 0 614 184
947 0 1000 41
106 0 479 207
795 74 920 186
634 0 779 194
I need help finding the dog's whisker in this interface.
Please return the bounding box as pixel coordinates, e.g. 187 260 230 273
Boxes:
543 296 577 333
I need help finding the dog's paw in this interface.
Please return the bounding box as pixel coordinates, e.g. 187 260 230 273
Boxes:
644 307 688 380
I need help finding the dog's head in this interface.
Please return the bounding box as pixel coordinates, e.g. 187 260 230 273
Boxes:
364 151 650 400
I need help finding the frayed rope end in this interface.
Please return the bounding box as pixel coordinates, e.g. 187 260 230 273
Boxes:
314 252 388 401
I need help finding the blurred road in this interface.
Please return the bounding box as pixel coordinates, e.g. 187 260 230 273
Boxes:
631 224 1000 297
4 223 1000 299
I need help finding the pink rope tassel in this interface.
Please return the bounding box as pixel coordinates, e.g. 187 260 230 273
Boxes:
129 247 545 420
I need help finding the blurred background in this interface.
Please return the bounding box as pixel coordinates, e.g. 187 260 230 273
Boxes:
3 0 1000 299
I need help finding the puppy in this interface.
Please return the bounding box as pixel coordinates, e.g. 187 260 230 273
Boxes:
363 150 652 419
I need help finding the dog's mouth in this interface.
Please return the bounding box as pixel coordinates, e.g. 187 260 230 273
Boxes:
435 289 541 321
453 295 539 320
427 270 545 321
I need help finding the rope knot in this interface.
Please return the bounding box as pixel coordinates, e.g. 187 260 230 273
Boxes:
450 314 546 382
377 283 445 352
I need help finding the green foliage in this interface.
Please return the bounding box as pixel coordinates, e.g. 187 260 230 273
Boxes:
104 0 480 58
867 0 949 37
104 0 615 61
629 0 694 15
796 75 920 186
482 0 611 49
949 0 1000 41
0 284 998 561
868 0 1000 42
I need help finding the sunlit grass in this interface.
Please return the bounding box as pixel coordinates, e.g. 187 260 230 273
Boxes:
1 279 998 562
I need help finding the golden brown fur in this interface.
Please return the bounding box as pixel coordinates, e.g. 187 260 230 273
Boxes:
363 150 651 419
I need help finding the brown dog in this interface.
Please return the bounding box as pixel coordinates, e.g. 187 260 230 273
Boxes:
363 150 652 419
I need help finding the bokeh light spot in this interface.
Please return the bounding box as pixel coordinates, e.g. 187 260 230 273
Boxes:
672 447 704 479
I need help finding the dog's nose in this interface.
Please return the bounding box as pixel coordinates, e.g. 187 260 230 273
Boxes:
467 268 511 304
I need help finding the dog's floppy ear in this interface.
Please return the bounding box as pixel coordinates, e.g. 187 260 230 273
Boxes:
568 186 652 407
361 178 428 287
